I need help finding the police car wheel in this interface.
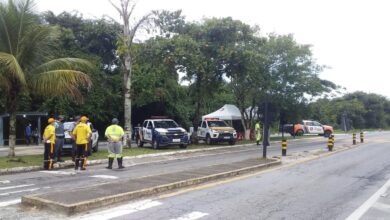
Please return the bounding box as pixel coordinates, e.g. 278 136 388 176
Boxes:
179 144 187 149
295 130 304 136
206 135 212 145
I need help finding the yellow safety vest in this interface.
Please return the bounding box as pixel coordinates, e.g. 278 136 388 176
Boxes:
105 125 124 142
255 123 261 141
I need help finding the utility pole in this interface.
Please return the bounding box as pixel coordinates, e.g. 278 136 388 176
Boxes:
262 102 270 158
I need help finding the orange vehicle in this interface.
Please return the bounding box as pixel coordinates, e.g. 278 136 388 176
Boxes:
281 120 333 137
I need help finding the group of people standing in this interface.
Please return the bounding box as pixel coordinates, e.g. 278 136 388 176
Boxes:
41 116 125 171
42 116 92 171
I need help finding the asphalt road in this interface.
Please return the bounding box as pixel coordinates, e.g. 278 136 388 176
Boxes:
0 132 387 219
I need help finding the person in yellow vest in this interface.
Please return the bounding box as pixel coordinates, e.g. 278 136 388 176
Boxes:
105 118 125 169
72 116 92 170
255 120 262 145
43 118 56 170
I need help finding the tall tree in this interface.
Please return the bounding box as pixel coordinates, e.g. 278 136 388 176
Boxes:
42 12 123 132
0 0 92 156
254 34 335 140
109 0 152 147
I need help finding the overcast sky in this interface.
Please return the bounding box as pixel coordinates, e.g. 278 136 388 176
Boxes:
36 0 390 98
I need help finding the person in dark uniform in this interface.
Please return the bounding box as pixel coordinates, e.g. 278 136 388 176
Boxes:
25 124 32 145
54 115 65 162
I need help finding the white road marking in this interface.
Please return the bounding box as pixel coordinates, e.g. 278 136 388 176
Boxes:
0 188 40 196
0 180 10 184
169 211 209 220
40 170 76 175
73 199 162 220
373 202 390 213
0 199 21 207
90 175 118 179
346 178 390 220
0 184 34 191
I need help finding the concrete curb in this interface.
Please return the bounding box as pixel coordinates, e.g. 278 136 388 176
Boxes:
0 136 325 175
22 159 281 216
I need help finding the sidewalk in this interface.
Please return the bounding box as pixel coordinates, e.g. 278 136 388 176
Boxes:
0 142 109 157
0 145 43 157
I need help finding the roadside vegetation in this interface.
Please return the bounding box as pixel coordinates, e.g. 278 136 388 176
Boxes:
1 0 390 157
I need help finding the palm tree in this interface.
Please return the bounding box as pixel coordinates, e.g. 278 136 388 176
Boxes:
0 0 93 157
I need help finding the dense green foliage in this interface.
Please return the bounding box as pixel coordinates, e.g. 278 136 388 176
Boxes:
1 0 390 144
0 0 92 156
308 92 390 130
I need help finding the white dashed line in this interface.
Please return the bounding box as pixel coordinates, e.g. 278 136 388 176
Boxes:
169 211 209 220
40 171 76 175
0 184 34 191
346 178 390 220
0 188 40 196
73 199 162 220
0 199 21 207
90 175 118 179
0 180 10 184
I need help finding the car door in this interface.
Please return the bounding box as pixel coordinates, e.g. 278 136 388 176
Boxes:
145 121 153 141
305 121 316 134
142 121 149 141
306 121 324 134
312 121 325 134
198 121 206 138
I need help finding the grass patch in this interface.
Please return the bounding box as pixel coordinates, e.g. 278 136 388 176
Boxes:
0 136 319 169
0 155 50 169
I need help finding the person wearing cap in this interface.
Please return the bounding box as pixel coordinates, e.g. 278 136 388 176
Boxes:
43 118 56 170
72 116 92 170
54 115 65 162
255 120 262 145
105 118 125 169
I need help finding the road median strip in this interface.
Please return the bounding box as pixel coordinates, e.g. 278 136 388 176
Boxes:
0 140 281 175
21 158 281 216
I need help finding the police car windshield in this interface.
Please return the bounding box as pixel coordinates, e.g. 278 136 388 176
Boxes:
208 121 228 127
154 120 178 128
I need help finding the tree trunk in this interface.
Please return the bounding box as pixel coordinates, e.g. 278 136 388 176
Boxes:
123 55 132 148
8 111 16 157
8 90 17 157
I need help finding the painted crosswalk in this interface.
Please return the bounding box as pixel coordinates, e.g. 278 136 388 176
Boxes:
0 184 34 191
40 170 76 175
169 211 209 220
90 175 118 179
0 188 41 196
0 199 21 207
73 199 163 220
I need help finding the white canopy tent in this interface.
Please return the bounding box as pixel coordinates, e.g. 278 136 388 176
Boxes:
202 104 242 121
